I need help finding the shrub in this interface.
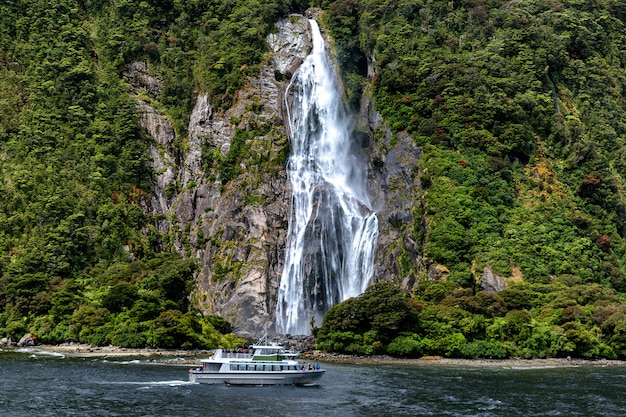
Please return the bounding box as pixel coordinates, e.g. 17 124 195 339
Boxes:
108 320 147 348
148 310 199 349
387 333 423 357
460 340 509 359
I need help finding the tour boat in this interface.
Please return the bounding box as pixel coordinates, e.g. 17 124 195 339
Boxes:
188 341 325 386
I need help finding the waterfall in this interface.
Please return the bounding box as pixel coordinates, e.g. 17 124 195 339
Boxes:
276 20 379 335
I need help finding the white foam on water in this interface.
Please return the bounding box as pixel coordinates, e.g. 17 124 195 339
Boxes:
18 348 67 358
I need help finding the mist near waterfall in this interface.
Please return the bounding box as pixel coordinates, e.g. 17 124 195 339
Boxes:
276 20 379 335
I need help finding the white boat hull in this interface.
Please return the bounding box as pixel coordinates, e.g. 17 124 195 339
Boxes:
189 369 325 386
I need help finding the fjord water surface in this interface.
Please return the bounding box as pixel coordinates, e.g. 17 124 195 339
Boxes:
2 349 625 417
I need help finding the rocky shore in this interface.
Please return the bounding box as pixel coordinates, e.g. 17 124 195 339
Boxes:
10 343 211 359
7 342 626 368
300 351 626 368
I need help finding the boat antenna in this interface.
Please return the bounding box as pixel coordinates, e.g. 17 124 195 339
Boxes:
256 334 268 345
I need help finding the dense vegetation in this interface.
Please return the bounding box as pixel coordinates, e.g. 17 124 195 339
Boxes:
316 281 626 359
325 0 626 288
0 0 309 348
315 0 626 358
4 0 626 359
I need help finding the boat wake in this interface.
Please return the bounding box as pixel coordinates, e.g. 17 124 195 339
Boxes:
101 358 142 364
108 380 194 387
19 348 67 358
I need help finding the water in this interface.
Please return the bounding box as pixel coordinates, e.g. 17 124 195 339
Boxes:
277 20 378 335
2 349 626 417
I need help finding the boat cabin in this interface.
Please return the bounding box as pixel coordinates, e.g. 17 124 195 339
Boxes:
251 346 291 361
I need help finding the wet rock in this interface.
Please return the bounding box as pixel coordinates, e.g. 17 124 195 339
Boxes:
270 334 316 353
369 128 423 287
17 333 36 347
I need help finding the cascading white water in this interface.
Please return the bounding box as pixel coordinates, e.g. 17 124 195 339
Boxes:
276 20 379 335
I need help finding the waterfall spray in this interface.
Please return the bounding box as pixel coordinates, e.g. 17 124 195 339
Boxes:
276 20 379 335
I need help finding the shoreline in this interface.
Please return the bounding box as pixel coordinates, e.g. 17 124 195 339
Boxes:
300 351 626 368
13 343 212 359
8 343 626 368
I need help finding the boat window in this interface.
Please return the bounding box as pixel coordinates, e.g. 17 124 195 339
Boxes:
204 363 221 371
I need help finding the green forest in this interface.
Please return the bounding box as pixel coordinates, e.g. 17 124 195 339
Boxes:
3 0 626 359
317 0 626 359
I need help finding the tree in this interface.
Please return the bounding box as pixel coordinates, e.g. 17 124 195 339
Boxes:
316 282 420 353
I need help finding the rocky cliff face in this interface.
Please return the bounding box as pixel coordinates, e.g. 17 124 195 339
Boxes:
132 12 429 337
131 15 311 338
359 88 425 290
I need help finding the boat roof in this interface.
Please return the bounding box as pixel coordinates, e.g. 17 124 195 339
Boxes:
251 344 285 349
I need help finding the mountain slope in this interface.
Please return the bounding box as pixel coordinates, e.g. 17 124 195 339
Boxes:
2 0 626 357
324 0 626 289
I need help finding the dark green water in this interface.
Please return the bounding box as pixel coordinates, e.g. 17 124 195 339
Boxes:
1 348 625 416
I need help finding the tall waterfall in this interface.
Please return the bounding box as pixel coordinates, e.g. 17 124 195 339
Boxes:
276 20 379 335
